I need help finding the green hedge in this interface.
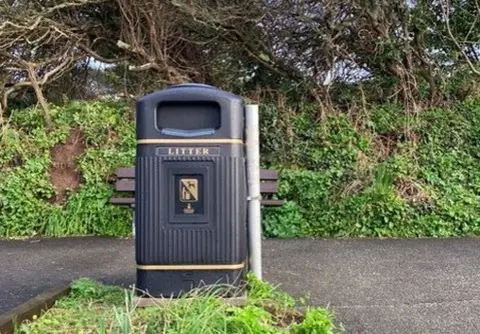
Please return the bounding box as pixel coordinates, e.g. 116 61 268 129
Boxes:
1 98 480 237
0 100 135 237
262 99 480 237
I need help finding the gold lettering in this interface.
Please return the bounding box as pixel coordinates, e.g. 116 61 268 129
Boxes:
162 147 214 155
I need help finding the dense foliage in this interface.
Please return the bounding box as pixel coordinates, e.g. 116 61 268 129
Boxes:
1 98 480 238
262 99 480 237
0 100 134 237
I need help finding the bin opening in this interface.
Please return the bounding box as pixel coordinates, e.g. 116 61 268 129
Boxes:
156 101 221 131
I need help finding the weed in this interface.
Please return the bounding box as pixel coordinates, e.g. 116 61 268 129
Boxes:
17 277 340 334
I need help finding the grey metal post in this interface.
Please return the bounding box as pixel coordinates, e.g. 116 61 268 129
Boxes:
246 104 262 279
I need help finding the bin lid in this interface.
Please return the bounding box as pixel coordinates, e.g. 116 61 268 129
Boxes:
167 83 216 90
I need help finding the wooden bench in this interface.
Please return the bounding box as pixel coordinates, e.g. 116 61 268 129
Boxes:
110 167 284 208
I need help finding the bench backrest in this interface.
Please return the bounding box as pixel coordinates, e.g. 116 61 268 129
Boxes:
110 167 284 207
113 167 279 194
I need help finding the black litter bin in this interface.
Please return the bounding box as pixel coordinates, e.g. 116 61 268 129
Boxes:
135 84 248 297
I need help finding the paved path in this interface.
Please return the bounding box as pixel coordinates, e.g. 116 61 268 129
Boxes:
1 237 480 333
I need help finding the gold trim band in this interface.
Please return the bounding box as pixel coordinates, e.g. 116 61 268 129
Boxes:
137 263 245 271
137 139 243 145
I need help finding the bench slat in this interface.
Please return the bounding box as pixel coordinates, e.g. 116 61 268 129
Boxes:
110 197 135 205
116 167 135 178
259 182 278 194
115 179 135 191
114 167 279 180
260 169 279 180
260 199 285 206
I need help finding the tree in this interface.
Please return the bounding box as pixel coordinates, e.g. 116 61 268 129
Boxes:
0 0 120 127
1 0 479 122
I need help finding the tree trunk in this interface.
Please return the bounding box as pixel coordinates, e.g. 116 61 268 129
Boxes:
0 103 4 125
27 64 53 130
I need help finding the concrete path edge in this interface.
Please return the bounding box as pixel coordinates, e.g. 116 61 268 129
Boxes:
0 285 71 334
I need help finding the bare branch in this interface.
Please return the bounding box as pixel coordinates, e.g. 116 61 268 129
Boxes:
79 44 129 64
128 62 160 72
43 0 107 15
441 0 480 76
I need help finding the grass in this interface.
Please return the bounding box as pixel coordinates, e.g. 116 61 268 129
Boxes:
17 274 342 334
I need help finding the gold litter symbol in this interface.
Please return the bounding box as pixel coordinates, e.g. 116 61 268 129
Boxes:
180 179 198 202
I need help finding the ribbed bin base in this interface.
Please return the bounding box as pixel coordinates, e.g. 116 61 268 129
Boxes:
136 268 245 298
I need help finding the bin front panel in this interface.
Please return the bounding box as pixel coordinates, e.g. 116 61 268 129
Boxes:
134 84 247 269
